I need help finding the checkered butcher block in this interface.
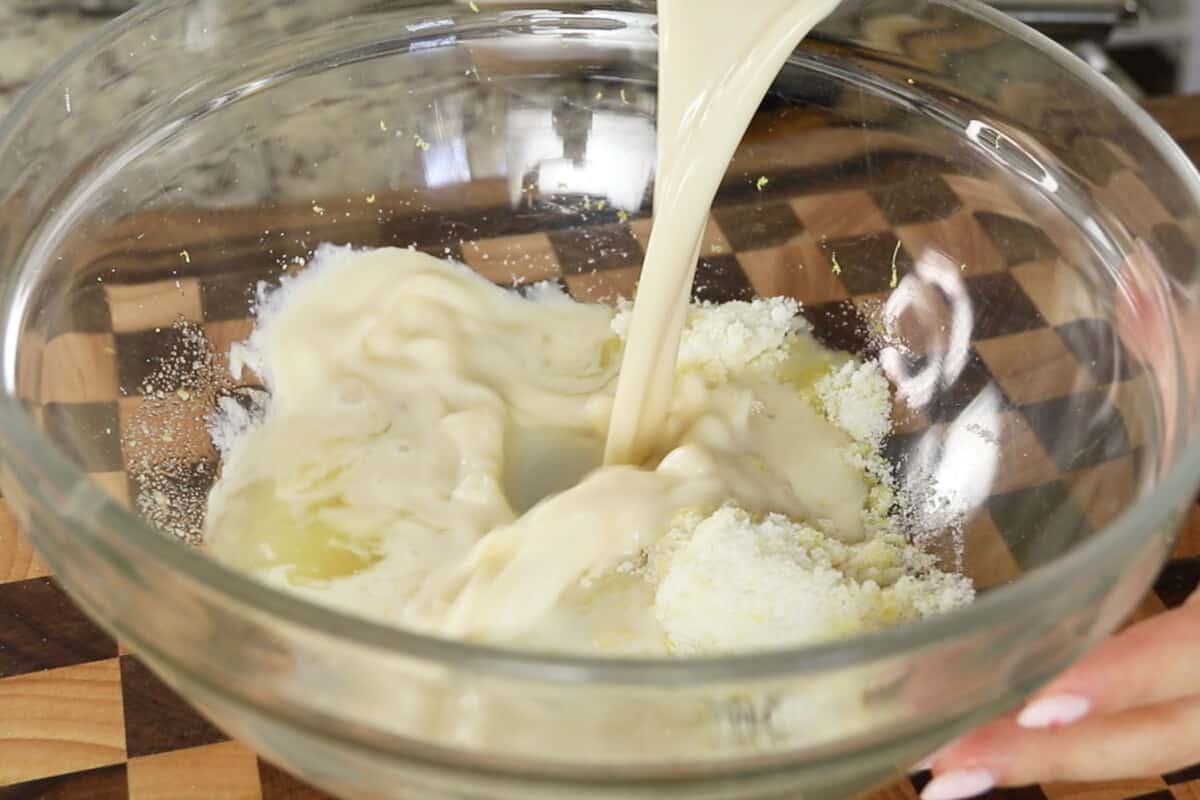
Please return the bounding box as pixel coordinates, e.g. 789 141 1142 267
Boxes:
1 91 1199 800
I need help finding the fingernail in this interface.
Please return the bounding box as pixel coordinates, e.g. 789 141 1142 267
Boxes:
920 768 996 800
912 757 933 772
1017 694 1091 729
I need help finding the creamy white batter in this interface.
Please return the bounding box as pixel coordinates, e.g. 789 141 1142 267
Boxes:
204 245 971 655
200 0 976 656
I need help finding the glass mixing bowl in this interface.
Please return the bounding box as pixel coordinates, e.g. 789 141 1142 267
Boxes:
2 1 1199 797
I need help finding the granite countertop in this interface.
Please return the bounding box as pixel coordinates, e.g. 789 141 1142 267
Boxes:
0 1 134 118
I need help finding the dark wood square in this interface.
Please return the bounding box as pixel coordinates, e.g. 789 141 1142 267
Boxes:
418 240 465 263
119 656 228 759
711 202 804 252
113 325 211 396
1150 222 1199 284
821 232 913 295
964 272 1047 340
382 203 562 247
1061 134 1126 187
0 764 129 800
691 255 755 303
45 282 115 339
1164 762 1200 785
200 272 260 324
974 211 1060 266
1018 388 1132 473
548 223 644 273
922 353 1010 424
987 481 1092 571
987 787 1052 800
1153 558 1199 610
1054 318 1142 385
801 299 878 358
0 577 118 679
869 173 963 226
257 760 333 799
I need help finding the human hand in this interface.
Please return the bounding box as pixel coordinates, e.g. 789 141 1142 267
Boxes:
919 587 1200 799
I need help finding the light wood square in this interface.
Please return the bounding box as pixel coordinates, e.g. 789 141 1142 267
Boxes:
0 659 126 785
942 174 1031 221
1112 375 1154 451
128 740 262 800
897 211 1007 277
106 279 204 333
961 513 1022 591
790 189 889 240
40 332 119 404
975 328 1098 406
1067 455 1138 533
460 233 560 285
738 235 849 306
1172 504 1200 562
1174 781 1200 800
119 393 218 469
1098 170 1174 237
1011 260 1103 327
0 500 50 583
563 266 640 304
989 410 1062 496
89 471 133 510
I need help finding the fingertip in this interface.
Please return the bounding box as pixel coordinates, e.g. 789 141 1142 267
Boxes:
1016 694 1091 729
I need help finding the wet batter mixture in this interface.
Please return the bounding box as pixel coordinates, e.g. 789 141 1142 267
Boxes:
200 0 975 655
204 246 972 655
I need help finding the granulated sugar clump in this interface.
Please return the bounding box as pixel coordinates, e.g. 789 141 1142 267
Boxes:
815 360 891 447
612 296 806 381
649 507 974 655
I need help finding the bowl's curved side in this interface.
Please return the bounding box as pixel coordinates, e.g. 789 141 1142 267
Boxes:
0 0 1198 796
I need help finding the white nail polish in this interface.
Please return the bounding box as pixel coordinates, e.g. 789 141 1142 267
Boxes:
1016 694 1091 729
920 768 996 800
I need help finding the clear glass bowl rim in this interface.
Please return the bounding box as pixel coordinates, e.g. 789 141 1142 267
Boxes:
1 0 1199 688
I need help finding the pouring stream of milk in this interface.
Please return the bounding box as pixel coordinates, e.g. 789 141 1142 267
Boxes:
604 0 844 465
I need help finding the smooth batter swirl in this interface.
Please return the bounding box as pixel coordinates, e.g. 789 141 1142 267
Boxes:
204 245 972 655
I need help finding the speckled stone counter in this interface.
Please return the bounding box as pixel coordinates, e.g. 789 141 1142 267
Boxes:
0 1 133 118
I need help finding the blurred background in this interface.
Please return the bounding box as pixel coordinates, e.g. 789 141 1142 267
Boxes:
0 0 1198 119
